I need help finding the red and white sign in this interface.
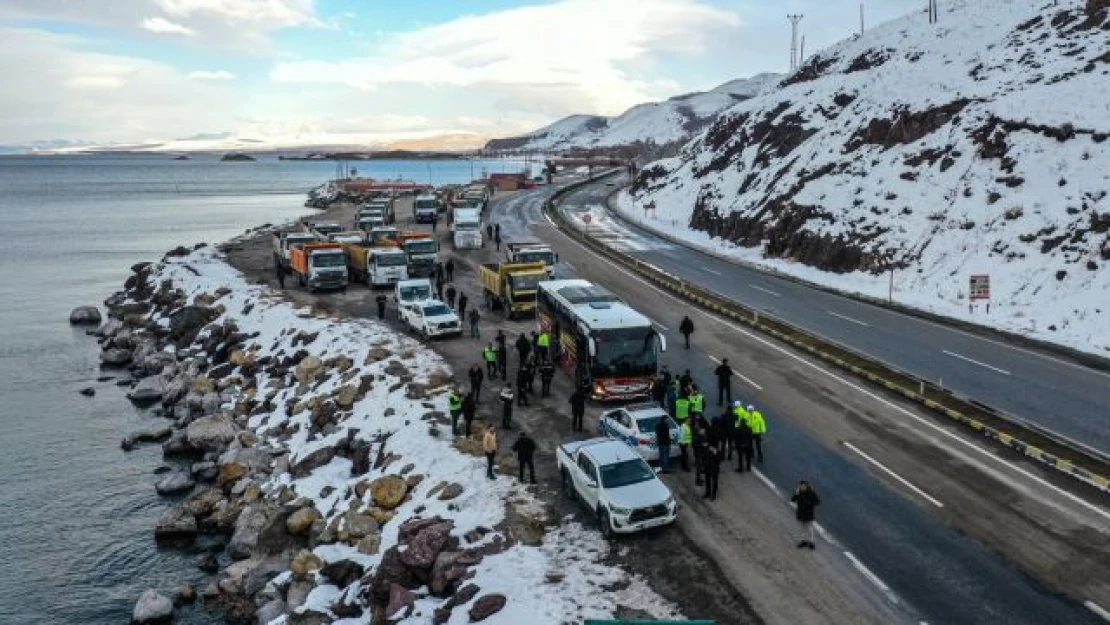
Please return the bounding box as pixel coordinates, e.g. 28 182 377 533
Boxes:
969 274 991 301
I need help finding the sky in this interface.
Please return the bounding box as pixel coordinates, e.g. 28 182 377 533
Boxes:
0 0 921 151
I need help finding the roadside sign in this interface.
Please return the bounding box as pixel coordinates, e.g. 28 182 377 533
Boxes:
969 274 990 301
583 214 593 224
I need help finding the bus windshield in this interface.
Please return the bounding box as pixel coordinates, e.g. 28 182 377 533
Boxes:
415 198 439 210
592 327 658 377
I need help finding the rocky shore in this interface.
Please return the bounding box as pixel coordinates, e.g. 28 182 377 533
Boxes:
77 242 678 624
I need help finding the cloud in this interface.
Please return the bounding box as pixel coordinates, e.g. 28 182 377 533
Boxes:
188 70 236 80
155 0 318 28
271 0 740 117
140 16 195 35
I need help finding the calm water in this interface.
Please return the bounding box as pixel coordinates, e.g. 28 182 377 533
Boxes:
0 154 525 623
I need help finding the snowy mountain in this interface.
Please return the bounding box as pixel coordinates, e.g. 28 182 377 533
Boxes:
626 0 1110 355
485 73 781 152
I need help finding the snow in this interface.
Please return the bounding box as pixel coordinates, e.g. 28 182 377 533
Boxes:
150 247 681 623
629 0 1110 357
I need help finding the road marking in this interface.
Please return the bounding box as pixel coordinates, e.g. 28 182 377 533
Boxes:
844 552 899 604
827 310 871 327
701 267 723 276
942 350 1012 376
544 212 1110 524
562 261 575 271
843 441 945 508
708 355 764 390
751 467 782 497
1086 601 1110 622
749 284 782 297
753 468 839 547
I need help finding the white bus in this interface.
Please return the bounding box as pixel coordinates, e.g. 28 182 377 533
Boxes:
536 279 665 401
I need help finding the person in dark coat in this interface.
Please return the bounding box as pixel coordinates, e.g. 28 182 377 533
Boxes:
539 360 555 397
523 359 536 395
486 223 494 241
458 293 468 319
714 358 734 405
692 417 708 487
791 481 820 549
375 293 387 319
679 369 693 394
461 393 476 437
515 333 531 366
679 315 694 348
711 410 730 458
276 262 286 289
435 262 445 282
445 285 457 308
445 258 455 281
468 363 484 402
651 374 666 408
702 445 721 500
734 418 754 473
515 366 531 406
499 383 514 429
435 275 444 300
512 431 537 484
655 417 672 473
569 386 586 432
495 330 508 377
660 365 672 390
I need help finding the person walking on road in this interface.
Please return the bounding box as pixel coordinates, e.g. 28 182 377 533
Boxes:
734 418 754 473
655 416 672 473
431 213 438 233
435 261 445 283
792 481 820 549
448 388 463 435
523 357 537 395
674 391 691 425
445 285 457 308
461 393 476 437
483 425 498 480
702 445 721 500
445 258 455 281
569 386 586 432
539 360 555 397
748 405 767 463
515 333 531 367
483 343 498 378
679 315 695 349
495 223 501 240
375 293 387 320
276 262 286 289
458 293 468 320
512 431 537 484
714 358 734 405
468 308 481 338
712 409 731 459
495 331 508 378
515 366 531 407
692 416 708 486
435 275 444 301
677 418 692 472
486 223 494 243
468 363 484 402
499 383 514 429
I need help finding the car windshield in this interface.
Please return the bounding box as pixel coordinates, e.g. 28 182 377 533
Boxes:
424 304 453 317
635 415 674 435
600 459 656 489
312 252 346 267
592 327 658 377
510 273 543 290
519 251 555 265
405 240 438 254
376 253 407 267
399 286 431 301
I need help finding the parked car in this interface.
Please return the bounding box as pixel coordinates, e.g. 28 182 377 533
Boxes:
598 403 679 463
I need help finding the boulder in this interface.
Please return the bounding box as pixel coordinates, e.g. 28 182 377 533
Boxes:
289 549 323 581
342 509 379 540
437 483 464 501
228 503 270 560
218 461 248 487
132 589 173 624
356 533 381 555
319 559 364 587
286 581 313 609
197 553 219 574
101 348 133 367
293 356 323 383
287 609 331 625
136 427 173 443
79 387 96 397
185 416 237 454
169 306 217 343
369 475 407 510
70 306 102 325
469 594 507 622
334 384 359 409
173 583 196 605
256 598 286 625
400 521 453 570
161 430 193 457
155 472 196 496
192 376 216 395
191 461 219 482
154 505 197 544
385 584 415 620
430 550 481 596
367 547 415 605
290 445 337 478
285 508 320 536
129 375 167 405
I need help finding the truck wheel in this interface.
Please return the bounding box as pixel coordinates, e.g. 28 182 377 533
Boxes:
597 509 613 539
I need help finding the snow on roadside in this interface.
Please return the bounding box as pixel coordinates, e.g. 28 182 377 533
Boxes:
153 247 682 624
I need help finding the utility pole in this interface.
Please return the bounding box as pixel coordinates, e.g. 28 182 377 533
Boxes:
787 14 804 71
860 3 865 36
800 36 806 65
928 0 938 23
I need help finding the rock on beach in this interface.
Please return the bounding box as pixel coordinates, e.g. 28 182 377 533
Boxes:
132 589 173 624
69 306 102 325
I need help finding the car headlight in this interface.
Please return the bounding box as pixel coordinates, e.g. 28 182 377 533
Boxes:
609 504 632 516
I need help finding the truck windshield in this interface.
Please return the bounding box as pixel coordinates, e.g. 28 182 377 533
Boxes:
312 252 346 267
286 237 315 248
399 285 431 301
600 459 656 489
405 240 438 254
415 199 439 211
510 274 543 290
519 251 555 265
592 327 658 377
423 303 453 317
375 254 408 267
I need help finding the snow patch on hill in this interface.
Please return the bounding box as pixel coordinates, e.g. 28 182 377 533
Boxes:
629 0 1110 357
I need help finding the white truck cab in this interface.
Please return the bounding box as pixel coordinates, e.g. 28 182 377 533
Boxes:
394 278 434 306
369 248 409 286
451 208 483 249
556 438 677 537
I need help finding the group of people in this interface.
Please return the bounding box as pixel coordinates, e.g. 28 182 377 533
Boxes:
485 222 503 250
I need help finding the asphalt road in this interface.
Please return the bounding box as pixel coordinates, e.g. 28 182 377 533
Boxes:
554 175 1110 458
486 181 1110 625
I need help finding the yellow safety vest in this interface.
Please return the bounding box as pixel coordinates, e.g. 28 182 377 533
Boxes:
733 405 750 427
538 332 550 347
679 422 692 445
749 410 767 434
483 348 496 362
675 397 690 421
690 393 705 414
448 393 462 411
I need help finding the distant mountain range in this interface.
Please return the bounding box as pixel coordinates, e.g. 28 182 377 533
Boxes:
484 73 782 153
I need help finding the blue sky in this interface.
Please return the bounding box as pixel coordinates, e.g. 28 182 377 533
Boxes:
0 0 921 149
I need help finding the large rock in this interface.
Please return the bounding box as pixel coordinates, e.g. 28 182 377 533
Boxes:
129 375 167 405
286 581 313 609
155 472 196 496
385 584 415 620
430 550 481 596
154 505 197 544
319 559 364 587
256 598 285 625
285 508 320 536
369 475 408 510
293 355 323 383
469 594 507 622
101 348 133 367
69 306 102 325
185 416 237 454
228 503 270 560
289 549 323 581
191 461 218 482
290 445 337 478
400 520 453 570
132 589 173 624
169 306 217 343
367 547 415 605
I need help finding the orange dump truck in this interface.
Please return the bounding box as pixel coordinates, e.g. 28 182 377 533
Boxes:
290 242 348 291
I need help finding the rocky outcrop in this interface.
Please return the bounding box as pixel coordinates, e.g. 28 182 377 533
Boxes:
100 348 133 367
155 472 196 496
469 593 508 622
128 375 167 405
69 306 102 325
132 589 173 624
154 505 197 545
185 416 237 454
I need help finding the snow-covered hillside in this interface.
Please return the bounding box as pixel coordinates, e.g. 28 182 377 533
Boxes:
627 0 1110 356
486 74 781 152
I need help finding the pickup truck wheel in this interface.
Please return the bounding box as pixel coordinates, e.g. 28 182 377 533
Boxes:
597 509 613 539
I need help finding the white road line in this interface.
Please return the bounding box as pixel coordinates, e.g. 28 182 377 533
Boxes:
753 468 840 547
751 468 782 497
701 267 723 276
562 261 575 271
942 350 1012 376
749 284 782 298
545 215 1110 524
1087 601 1110 622
827 310 871 327
844 552 899 604
843 441 945 508
708 355 764 391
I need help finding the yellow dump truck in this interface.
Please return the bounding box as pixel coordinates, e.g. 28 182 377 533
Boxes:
478 261 548 318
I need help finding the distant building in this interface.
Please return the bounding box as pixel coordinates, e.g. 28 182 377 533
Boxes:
489 173 527 192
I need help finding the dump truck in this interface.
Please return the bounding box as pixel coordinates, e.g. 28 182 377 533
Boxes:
401 235 439 277
452 208 482 249
290 242 348 291
328 230 366 244
344 244 409 287
304 221 344 240
273 232 318 270
506 239 558 277
478 261 547 318
368 226 401 248
361 199 394 224
413 194 441 223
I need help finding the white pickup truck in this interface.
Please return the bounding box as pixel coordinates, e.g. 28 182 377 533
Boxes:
399 299 461 339
556 438 677 537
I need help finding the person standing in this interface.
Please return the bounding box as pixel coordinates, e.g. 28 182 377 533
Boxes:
461 393 476 437
468 363 484 402
569 386 586 432
445 258 455 281
512 431 537 484
483 425 498 480
515 333 531 366
692 416 708 487
655 416 672 473
495 331 508 378
483 343 498 378
515 365 530 407
665 381 678 417
499 383 514 429
679 315 695 349
435 261 445 283
539 360 555 397
536 330 551 362
748 405 767 463
435 274 444 301
448 388 463 435
276 262 286 289
431 213 438 233
486 223 494 242
714 358 734 405
375 293 387 320
468 308 481 338
674 392 691 425
651 374 666 408
523 358 537 395
734 418 754 473
495 223 501 240
702 445 721 501
679 369 693 394
660 365 672 391
689 385 705 419
791 481 820 549
495 231 502 251
445 285 457 308
677 418 692 472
